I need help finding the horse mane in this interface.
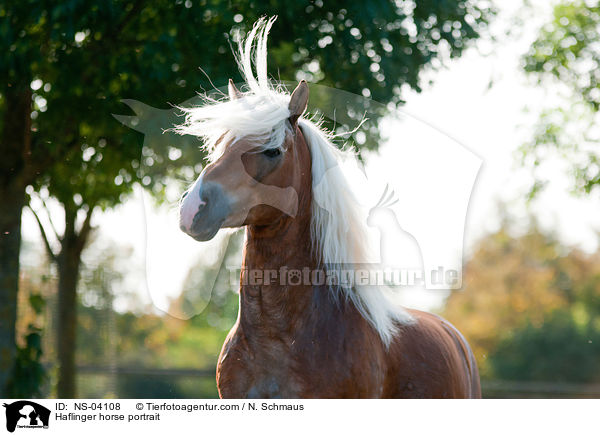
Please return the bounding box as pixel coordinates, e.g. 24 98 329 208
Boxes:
175 17 413 345
298 119 414 345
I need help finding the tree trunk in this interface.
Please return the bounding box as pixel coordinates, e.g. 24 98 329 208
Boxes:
55 225 82 398
0 87 29 397
0 183 24 397
55 204 92 399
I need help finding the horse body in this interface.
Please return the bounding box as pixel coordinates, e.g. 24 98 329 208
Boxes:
218 288 481 398
177 18 480 399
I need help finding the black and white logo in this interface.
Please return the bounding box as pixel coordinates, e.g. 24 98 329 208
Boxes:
3 401 50 433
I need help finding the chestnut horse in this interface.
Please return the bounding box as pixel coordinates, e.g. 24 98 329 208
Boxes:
177 18 480 398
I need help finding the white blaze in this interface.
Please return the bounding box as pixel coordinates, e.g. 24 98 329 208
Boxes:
179 174 206 232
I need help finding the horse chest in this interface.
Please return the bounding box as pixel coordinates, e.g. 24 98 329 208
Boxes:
246 376 285 399
218 334 383 398
217 333 303 398
219 357 302 398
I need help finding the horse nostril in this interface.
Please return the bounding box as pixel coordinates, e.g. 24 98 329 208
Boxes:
198 194 208 208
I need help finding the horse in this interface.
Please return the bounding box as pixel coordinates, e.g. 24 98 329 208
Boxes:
177 18 480 398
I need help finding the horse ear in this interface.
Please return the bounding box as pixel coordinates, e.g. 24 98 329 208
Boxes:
228 79 242 100
288 80 309 126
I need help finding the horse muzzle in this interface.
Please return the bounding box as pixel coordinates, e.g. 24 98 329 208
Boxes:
179 180 231 241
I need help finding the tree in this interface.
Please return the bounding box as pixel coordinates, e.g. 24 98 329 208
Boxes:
1 0 492 397
443 219 600 379
520 1 600 198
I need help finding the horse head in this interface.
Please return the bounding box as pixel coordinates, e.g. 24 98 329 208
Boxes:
179 80 310 241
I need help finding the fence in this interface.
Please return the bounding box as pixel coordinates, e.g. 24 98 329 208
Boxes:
76 366 219 399
481 380 600 398
73 366 600 399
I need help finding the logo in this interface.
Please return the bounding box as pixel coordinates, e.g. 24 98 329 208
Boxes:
3 401 50 433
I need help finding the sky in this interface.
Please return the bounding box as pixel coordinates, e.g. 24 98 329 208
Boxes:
22 0 600 315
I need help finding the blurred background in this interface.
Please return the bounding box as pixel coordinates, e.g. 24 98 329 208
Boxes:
1 0 600 399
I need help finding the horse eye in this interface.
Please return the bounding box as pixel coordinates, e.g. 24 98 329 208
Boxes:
262 148 281 158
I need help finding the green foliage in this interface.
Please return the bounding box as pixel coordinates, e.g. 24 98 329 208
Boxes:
521 1 600 196
7 293 47 398
1 0 493 209
490 311 600 383
524 2 600 110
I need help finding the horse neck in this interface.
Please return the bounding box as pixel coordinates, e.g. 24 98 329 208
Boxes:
238 122 356 339
238 178 317 334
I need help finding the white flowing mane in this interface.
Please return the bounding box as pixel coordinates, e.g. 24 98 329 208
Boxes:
175 17 413 345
